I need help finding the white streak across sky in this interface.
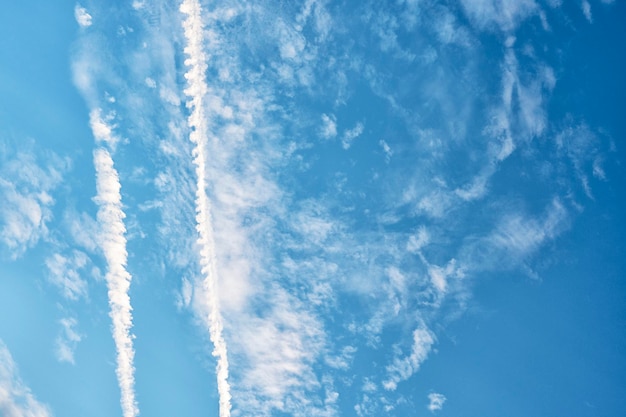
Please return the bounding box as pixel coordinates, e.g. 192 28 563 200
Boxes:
92 144 138 417
180 1 232 416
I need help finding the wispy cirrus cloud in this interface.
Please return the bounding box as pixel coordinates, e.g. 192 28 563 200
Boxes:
54 317 82 365
427 392 446 412
459 0 539 32
383 324 436 391
581 0 593 22
0 144 67 260
459 198 569 274
320 113 337 139
0 341 52 417
341 122 364 150
555 122 610 199
45 251 89 301
74 4 92 28
228 290 327 416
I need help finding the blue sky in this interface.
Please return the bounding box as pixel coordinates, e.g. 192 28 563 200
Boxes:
0 1 625 416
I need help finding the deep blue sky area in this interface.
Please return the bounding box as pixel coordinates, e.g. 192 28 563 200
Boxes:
0 1 624 417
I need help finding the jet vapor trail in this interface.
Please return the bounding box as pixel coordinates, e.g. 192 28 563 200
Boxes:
180 1 232 416
92 146 138 417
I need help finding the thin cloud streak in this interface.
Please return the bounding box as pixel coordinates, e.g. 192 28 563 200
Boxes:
180 1 232 416
383 324 435 391
92 146 138 417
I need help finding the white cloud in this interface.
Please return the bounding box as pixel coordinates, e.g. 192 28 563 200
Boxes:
434 7 471 46
383 324 435 391
416 188 455 218
74 4 92 28
320 113 337 139
325 345 357 370
176 277 193 310
581 0 592 22
492 199 567 257
461 198 569 272
342 122 364 150
0 147 65 259
227 289 326 417
45 251 89 300
427 260 459 295
277 20 306 61
379 140 393 162
459 0 538 32
0 187 50 259
180 1 232 415
63 3 623 417
495 49 555 142
427 392 446 412
0 340 52 417
66 211 100 253
555 122 607 199
366 4 416 60
71 2 339 415
92 146 138 417
290 201 337 247
89 109 120 148
407 227 430 253
144 77 157 88
55 318 82 365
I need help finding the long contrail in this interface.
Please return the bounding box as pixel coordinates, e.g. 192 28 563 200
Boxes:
92 145 138 417
180 1 232 416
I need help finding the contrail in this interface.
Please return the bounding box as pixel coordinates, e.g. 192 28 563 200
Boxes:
92 146 138 417
180 1 232 416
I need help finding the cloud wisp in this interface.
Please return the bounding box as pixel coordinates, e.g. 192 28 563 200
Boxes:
0 145 65 260
0 341 52 417
427 392 446 412
180 1 232 416
74 4 93 28
383 324 436 391
55 317 82 365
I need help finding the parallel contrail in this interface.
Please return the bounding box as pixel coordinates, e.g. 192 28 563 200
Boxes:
180 1 232 416
92 145 138 417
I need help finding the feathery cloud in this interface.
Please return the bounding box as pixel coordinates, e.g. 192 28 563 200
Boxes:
54 318 82 365
342 122 364 150
45 251 89 300
581 0 592 22
74 4 92 28
0 341 52 417
0 146 65 259
320 113 337 139
427 392 446 412
383 324 435 391
459 0 538 32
